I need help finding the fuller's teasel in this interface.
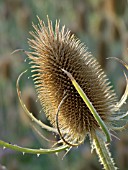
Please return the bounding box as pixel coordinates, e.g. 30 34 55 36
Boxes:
0 16 128 170
26 17 124 146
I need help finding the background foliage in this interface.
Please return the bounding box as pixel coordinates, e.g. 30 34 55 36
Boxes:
0 0 128 170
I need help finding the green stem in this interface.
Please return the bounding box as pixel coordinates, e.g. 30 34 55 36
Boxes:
0 140 68 154
62 69 111 143
93 134 117 170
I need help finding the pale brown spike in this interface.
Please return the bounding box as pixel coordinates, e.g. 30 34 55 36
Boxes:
26 17 118 144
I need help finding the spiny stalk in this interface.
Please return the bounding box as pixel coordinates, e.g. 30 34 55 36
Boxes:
92 134 117 170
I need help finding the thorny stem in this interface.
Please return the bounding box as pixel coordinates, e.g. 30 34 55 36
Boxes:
92 134 117 170
0 140 68 154
62 69 111 143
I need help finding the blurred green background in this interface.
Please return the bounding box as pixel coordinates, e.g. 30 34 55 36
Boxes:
0 0 128 170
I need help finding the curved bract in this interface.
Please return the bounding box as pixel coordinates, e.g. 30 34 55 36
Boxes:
16 70 58 133
0 140 68 154
61 69 111 143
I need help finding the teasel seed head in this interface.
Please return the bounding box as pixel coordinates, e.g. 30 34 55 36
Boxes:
26 16 119 145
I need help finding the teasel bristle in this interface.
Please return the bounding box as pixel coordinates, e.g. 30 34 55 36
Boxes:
26 16 118 145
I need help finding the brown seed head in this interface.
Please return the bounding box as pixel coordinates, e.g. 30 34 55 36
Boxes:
27 17 117 144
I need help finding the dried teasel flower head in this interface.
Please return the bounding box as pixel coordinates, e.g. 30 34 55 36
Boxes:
26 16 128 146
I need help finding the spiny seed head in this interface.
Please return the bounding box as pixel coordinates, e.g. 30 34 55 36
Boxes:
27 17 117 144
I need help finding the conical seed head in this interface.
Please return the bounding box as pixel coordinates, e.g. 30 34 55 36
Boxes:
27 17 117 144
